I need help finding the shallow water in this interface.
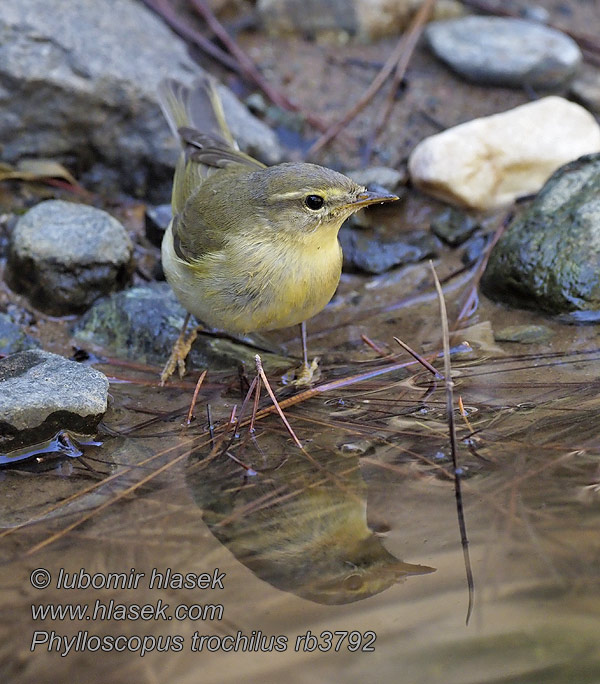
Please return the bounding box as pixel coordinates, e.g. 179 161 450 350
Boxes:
2 247 600 684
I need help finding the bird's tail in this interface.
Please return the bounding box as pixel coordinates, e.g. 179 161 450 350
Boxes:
158 75 236 149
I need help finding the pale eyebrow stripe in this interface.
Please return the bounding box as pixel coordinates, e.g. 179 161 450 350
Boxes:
269 191 308 201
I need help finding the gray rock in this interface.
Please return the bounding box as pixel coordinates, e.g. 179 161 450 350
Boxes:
430 207 478 246
6 200 133 316
340 227 437 274
570 65 600 114
426 17 581 88
481 154 600 315
0 350 108 455
494 324 554 344
73 283 290 373
0 313 40 355
0 0 282 197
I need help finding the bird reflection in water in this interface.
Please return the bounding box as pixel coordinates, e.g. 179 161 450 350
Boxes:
186 438 434 605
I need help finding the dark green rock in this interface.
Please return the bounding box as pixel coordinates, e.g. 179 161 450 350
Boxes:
481 154 600 315
0 313 40 355
73 283 290 373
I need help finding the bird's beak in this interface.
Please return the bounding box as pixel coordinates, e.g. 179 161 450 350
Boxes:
347 189 399 209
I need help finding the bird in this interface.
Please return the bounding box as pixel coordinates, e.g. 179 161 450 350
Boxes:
158 75 398 385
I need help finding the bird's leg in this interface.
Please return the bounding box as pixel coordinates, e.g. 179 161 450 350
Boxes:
160 312 201 385
288 321 320 387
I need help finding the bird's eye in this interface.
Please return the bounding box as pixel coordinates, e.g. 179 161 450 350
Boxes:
304 194 324 210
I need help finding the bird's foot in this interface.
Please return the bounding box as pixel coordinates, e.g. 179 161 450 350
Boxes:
282 357 321 387
160 325 200 385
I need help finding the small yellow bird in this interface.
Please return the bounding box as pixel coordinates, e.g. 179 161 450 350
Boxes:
158 76 398 384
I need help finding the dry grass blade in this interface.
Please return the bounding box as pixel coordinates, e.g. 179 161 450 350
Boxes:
430 261 475 625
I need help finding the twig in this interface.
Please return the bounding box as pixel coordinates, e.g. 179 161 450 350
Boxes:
307 31 421 155
430 261 474 625
188 0 332 134
455 209 512 324
373 0 436 141
141 0 240 72
185 369 207 425
361 334 393 358
255 355 303 448
393 336 443 379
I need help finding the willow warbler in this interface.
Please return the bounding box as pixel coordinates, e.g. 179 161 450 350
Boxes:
158 76 398 383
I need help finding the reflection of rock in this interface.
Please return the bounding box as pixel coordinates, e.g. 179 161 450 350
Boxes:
409 97 600 210
0 350 108 456
187 441 434 604
6 200 133 316
481 154 600 317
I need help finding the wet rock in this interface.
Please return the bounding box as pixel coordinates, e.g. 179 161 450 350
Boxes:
0 350 108 455
570 65 600 114
145 204 173 248
73 283 289 373
481 154 600 315
0 313 40 355
426 17 581 88
430 207 478 246
520 5 551 24
6 200 133 316
494 325 554 344
339 227 437 274
461 233 490 267
0 0 282 197
258 0 464 41
409 97 600 210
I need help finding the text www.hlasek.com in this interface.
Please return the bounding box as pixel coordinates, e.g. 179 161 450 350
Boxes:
30 567 377 656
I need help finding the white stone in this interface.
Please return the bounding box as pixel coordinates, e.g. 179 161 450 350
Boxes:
408 96 600 210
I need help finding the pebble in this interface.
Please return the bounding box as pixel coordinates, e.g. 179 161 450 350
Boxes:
0 313 40 355
570 65 600 114
0 350 108 456
339 227 437 274
408 97 600 209
482 153 600 315
6 200 133 316
430 207 478 246
426 16 581 88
